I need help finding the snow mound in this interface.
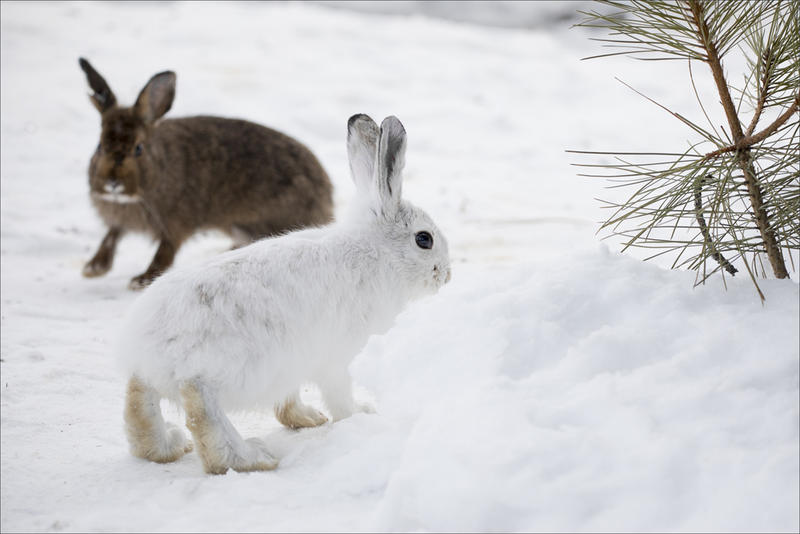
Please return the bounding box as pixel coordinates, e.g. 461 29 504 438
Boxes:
353 250 799 531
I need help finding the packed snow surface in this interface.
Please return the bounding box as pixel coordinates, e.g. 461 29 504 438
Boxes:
1 2 798 532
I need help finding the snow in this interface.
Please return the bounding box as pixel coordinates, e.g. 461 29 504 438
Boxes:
1 1 798 532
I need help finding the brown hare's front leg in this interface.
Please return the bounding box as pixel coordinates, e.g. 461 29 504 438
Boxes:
181 379 279 475
129 238 177 290
83 227 122 277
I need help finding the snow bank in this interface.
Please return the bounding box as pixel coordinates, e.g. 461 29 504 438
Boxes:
354 252 799 532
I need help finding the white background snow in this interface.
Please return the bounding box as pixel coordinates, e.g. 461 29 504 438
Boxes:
1 1 798 532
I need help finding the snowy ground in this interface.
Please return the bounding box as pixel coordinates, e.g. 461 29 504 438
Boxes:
1 1 798 532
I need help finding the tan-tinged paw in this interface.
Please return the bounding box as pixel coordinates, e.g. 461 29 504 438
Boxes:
275 398 329 429
231 438 279 473
165 424 193 456
125 385 193 464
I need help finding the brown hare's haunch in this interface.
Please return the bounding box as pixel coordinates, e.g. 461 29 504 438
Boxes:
118 115 451 474
79 58 333 290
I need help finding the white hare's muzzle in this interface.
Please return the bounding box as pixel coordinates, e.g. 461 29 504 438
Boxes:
432 264 451 287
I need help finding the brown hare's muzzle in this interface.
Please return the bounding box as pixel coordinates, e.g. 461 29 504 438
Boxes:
90 155 141 203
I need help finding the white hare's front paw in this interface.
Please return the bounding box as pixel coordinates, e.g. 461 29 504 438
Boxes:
165 423 194 456
319 371 375 422
328 400 376 422
232 438 279 473
355 401 376 415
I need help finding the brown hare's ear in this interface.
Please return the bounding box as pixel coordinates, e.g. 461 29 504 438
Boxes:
79 57 117 113
134 71 176 123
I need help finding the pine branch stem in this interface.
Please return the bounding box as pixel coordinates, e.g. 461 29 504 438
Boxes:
745 94 799 145
739 156 789 278
694 175 738 276
687 0 744 139
745 47 772 137
687 0 789 279
703 93 800 160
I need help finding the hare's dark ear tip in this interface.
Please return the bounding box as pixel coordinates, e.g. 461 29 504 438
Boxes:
347 113 377 138
348 113 372 126
348 113 373 129
380 116 406 137
149 71 177 86
78 57 91 71
156 70 177 81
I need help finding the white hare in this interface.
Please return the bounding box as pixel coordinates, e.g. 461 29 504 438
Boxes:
117 114 451 474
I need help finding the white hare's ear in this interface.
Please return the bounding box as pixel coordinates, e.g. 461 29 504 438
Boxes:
376 116 406 216
347 114 379 197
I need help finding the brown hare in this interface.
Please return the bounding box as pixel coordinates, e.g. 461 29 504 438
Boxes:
79 58 333 290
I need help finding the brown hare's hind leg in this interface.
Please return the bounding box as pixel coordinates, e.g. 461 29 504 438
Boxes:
124 376 193 463
180 379 278 475
275 392 328 429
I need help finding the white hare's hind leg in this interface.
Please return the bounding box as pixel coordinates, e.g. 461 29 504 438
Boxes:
180 379 278 475
274 392 328 429
124 376 193 463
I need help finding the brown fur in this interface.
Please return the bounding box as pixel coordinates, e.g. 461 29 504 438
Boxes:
79 58 334 289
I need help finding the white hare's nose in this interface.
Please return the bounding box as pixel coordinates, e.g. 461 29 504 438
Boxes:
433 265 451 285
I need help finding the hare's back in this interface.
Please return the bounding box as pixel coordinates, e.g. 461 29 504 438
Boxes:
152 116 332 228
159 116 328 185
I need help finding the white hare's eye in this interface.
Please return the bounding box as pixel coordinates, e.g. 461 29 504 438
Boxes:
415 231 433 250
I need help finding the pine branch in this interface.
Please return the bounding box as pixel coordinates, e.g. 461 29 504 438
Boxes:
703 93 800 160
745 93 800 146
686 0 744 139
745 45 773 137
693 174 738 275
570 0 798 299
686 0 789 279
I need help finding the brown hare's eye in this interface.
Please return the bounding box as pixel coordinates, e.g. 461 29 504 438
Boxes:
415 231 433 250
134 143 143 157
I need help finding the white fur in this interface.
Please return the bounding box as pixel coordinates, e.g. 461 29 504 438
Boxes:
92 192 141 204
117 115 451 471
